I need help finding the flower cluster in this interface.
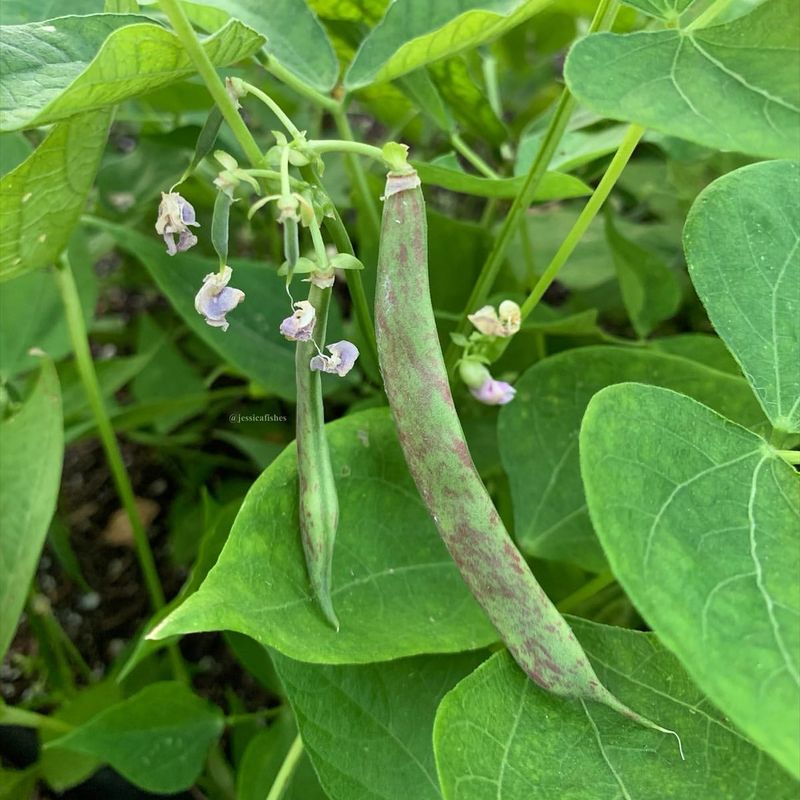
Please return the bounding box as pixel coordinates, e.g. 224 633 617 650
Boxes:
457 300 521 406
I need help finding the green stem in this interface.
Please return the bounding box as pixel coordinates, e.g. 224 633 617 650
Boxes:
158 0 264 167
56 258 165 611
266 734 304 800
519 124 644 321
443 0 620 373
451 132 499 179
55 256 187 682
557 571 615 614
306 138 385 164
224 707 284 726
263 56 340 114
240 80 301 138
686 0 734 30
0 705 73 734
777 449 800 465
332 108 381 236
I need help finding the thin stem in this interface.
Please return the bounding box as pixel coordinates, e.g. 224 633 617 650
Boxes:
55 257 187 682
519 124 644 321
0 705 73 734
300 165 381 378
158 0 263 167
240 80 301 138
686 0 733 30
451 132 499 179
266 734 304 800
263 56 340 114
443 0 621 372
777 449 800 465
56 258 165 612
332 108 381 236
557 571 615 613
306 138 385 164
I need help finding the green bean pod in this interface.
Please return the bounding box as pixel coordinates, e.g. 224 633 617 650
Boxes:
295 283 340 631
374 170 680 743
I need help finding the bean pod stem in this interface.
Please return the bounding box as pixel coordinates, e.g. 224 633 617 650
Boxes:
375 171 682 753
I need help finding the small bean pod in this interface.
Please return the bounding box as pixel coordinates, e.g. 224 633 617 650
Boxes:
374 169 681 746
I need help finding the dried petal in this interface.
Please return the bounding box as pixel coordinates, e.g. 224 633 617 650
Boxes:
467 300 521 337
498 300 521 335
280 300 316 341
309 340 359 377
156 192 200 256
309 269 335 289
194 266 245 332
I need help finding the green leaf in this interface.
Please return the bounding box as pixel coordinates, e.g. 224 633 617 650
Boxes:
429 57 507 146
0 0 103 24
345 0 554 90
0 15 265 131
684 159 800 433
606 213 681 338
89 222 344 401
564 0 800 159
434 619 798 799
498 347 768 571
649 333 741 375
272 650 486 799
0 242 97 379
413 160 591 199
580 383 800 776
183 0 339 92
308 0 388 23
148 408 497 662
40 681 122 791
0 360 63 660
48 682 224 794
621 0 695 19
0 110 112 281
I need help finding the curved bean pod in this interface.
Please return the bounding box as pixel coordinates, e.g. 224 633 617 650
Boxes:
374 170 680 745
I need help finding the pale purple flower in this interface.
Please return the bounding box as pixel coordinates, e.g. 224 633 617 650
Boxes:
280 300 316 341
194 266 245 332
310 340 359 377
155 192 200 256
470 377 516 406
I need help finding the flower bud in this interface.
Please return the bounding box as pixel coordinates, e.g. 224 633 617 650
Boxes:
280 300 316 341
155 192 199 256
458 359 491 390
470 376 516 406
194 266 245 332
309 340 359 377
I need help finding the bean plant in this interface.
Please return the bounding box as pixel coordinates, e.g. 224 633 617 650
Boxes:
0 0 798 798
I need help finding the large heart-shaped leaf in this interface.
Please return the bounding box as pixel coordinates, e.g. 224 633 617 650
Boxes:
148 408 496 662
345 0 554 90
580 383 800 776
0 110 112 281
273 650 486 799
0 15 265 131
0 360 63 660
0 0 103 24
498 347 767 571
89 222 347 401
684 159 800 434
564 0 800 159
434 619 797 799
183 0 339 92
48 682 224 794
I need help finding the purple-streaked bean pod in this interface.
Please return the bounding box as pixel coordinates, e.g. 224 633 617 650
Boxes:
374 167 681 748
